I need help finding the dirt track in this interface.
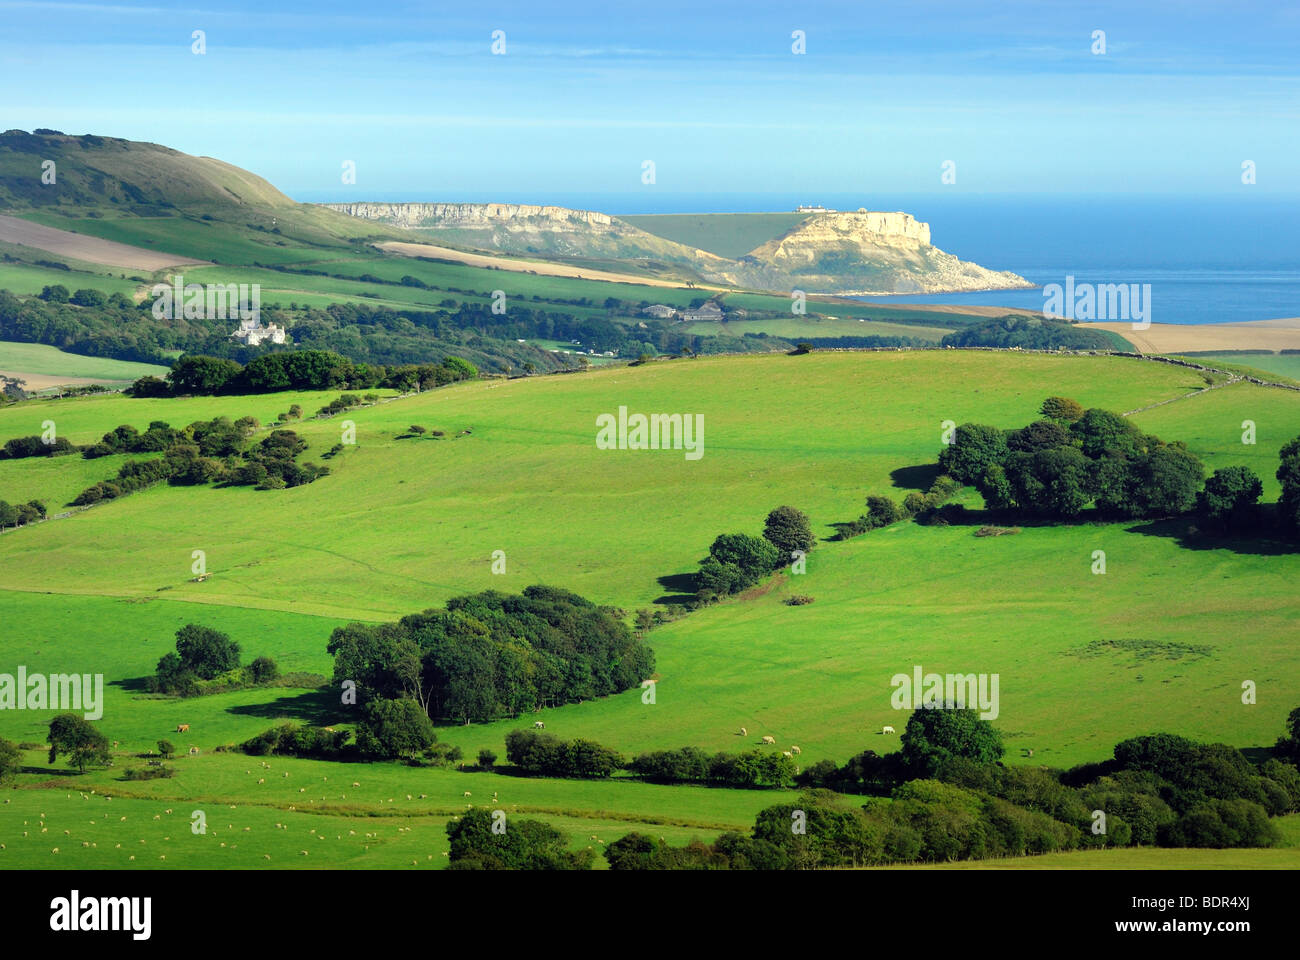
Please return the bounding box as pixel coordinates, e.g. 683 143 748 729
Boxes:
0 215 208 271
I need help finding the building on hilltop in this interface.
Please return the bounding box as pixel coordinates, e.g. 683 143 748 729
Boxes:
643 304 677 319
795 204 836 213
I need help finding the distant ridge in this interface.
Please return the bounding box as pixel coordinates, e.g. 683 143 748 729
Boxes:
323 200 1032 296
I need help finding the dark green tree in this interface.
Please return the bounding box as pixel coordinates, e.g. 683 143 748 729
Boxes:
355 697 436 758
762 505 816 558
47 713 110 773
174 624 241 679
938 424 1008 485
1198 465 1263 532
900 705 1005 776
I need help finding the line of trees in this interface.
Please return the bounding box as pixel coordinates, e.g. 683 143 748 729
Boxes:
0 498 46 530
131 350 478 398
72 418 326 506
940 315 1122 351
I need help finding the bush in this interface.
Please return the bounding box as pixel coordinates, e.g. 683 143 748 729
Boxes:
478 748 497 768
504 729 622 778
157 739 175 758
123 765 176 780
246 656 280 684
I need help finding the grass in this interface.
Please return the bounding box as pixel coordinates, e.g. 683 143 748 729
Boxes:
0 261 142 298
0 341 168 382
621 213 811 258
1176 352 1300 384
2 349 1297 868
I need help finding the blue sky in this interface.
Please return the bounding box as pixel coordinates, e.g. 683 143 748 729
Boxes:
3 0 1299 200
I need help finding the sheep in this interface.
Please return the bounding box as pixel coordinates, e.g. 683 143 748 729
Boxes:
760 735 776 745
739 726 748 737
790 746 801 755
533 720 545 729
176 724 189 733
352 782 360 788
882 725 896 735
782 751 793 758
463 791 472 798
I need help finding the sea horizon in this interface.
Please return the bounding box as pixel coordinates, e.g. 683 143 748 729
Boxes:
294 192 1300 327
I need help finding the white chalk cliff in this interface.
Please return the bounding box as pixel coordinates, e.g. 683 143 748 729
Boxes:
321 202 1031 296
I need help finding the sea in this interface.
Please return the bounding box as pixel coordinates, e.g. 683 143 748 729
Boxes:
296 191 1300 326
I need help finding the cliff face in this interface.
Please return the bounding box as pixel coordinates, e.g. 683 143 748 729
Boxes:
323 201 724 265
325 202 617 229
723 210 1029 295
321 202 1031 295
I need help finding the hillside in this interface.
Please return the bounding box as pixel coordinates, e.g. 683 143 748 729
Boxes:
2 351 1296 766
323 201 1034 296
0 130 404 249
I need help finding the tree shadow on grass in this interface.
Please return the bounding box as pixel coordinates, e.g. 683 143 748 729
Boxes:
21 765 82 776
890 463 943 492
653 571 697 607
1123 518 1300 556
226 688 341 726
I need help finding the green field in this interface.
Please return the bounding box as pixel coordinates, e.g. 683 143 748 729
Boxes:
1180 353 1300 383
0 341 169 382
2 350 1297 869
622 213 811 258
0 260 142 299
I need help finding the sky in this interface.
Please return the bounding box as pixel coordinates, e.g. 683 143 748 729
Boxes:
3 0 1299 201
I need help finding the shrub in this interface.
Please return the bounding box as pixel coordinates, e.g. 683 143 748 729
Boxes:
246 656 280 684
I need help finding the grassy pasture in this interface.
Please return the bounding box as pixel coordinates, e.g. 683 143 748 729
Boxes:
621 213 811 258
2 350 1298 869
1179 352 1300 383
0 353 1212 619
0 261 141 299
0 342 168 383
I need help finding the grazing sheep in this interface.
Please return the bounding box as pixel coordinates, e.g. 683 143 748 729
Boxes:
352 782 360 788
739 727 748 737
761 735 776 745
782 751 793 758
882 725 896 735
188 747 199 755
790 745 801 755
463 791 472 798
176 724 189 733
533 720 545 729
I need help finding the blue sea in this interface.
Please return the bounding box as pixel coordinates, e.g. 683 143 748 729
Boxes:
298 190 1300 325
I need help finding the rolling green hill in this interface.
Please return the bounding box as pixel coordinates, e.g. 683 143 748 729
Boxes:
1 349 1297 868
